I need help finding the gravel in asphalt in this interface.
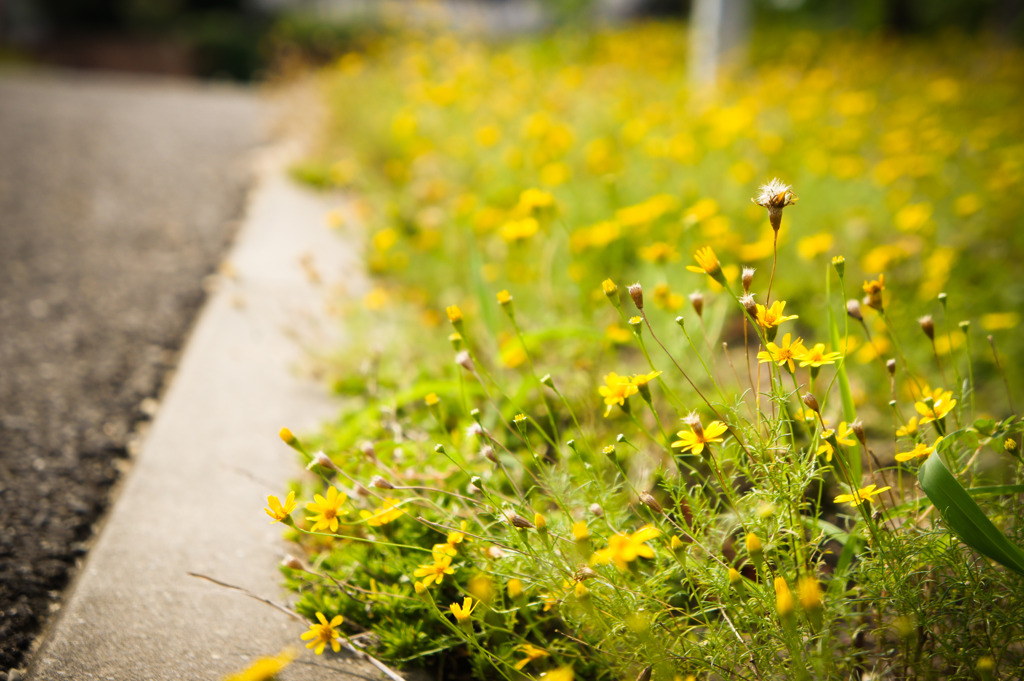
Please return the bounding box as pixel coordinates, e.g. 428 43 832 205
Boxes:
0 69 263 673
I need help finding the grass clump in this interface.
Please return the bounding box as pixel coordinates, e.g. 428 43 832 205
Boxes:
264 22 1024 681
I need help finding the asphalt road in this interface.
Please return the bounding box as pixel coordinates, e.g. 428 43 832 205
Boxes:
0 69 263 673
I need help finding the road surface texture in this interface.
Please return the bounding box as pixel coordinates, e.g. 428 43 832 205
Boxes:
0 69 263 674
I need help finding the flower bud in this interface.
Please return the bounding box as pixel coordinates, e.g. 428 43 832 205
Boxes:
740 293 757 319
628 283 644 310
281 554 305 571
533 512 547 531
745 532 763 558
918 315 935 340
359 441 377 461
370 475 394 489
689 291 704 317
635 666 653 681
602 278 618 297
589 503 604 518
851 420 867 446
309 451 338 471
802 393 820 414
846 299 863 321
481 445 498 463
540 374 554 388
354 483 370 497
775 576 794 619
639 491 663 514
507 511 534 529
832 255 845 278
886 358 897 375
455 350 474 372
279 427 296 445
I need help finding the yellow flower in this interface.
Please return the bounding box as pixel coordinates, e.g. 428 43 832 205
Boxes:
834 483 891 506
598 372 638 416
797 343 843 368
496 289 512 305
305 486 347 533
265 491 296 523
895 436 943 462
446 305 463 324
896 417 919 437
797 577 822 612
757 333 807 373
863 274 885 310
915 387 957 424
541 666 574 681
601 278 618 296
424 392 440 406
638 241 679 264
755 300 798 330
774 576 794 618
299 612 343 655
517 188 555 213
513 643 551 670
359 497 406 527
685 246 722 277
449 596 477 623
500 217 539 242
591 525 662 571
413 552 456 587
222 648 296 681
572 520 590 540
507 578 524 599
816 422 857 462
631 370 662 387
671 418 728 455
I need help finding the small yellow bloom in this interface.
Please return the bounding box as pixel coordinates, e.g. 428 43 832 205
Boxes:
446 305 463 324
541 666 574 681
638 241 679 264
895 437 943 462
496 289 512 305
757 333 807 373
591 525 662 571
671 419 728 455
533 512 547 530
500 217 540 242
278 427 296 445
685 246 722 277
798 343 843 368
834 483 892 506
598 372 638 416
601 278 618 296
896 417 918 437
507 578 524 599
222 647 296 681
265 491 296 523
513 643 550 670
797 576 822 612
755 300 798 330
863 274 885 310
412 553 455 587
914 387 957 424
424 392 440 406
572 520 590 540
744 532 762 556
449 596 477 623
299 612 343 655
774 576 794 618
359 497 406 527
816 422 857 462
305 487 348 533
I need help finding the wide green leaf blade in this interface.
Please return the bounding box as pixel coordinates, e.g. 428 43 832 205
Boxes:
918 451 1024 577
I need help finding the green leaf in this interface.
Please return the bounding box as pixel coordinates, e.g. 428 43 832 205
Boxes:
918 451 1024 577
826 266 860 484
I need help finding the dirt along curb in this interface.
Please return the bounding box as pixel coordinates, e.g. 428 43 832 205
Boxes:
25 145 381 680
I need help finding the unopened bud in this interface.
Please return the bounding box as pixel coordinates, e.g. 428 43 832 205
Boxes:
602 278 618 297
281 554 305 571
481 445 498 463
846 299 863 321
635 666 653 681
802 393 820 414
589 503 604 518
959 320 971 333
918 315 934 340
628 283 644 310
279 427 296 445
689 291 704 317
886 358 897 375
851 420 867 446
775 576 794 618
639 491 663 513
455 350 474 372
466 482 480 495
742 267 755 292
533 512 547 531
831 255 845 278
370 475 394 489
540 374 554 388
745 532 763 557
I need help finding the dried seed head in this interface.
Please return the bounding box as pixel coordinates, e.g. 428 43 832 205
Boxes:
689 291 704 317
310 451 338 471
481 445 498 463
589 503 604 518
802 393 821 414
752 179 798 232
918 315 935 340
487 546 506 559
741 267 755 292
846 299 863 321
281 554 305 571
635 666 653 681
740 293 758 319
886 358 897 375
574 565 598 581
354 482 370 497
506 511 535 529
466 481 481 495
639 491 663 514
370 475 394 489
628 283 644 310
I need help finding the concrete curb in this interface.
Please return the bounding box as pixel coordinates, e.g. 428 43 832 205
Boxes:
26 145 379 680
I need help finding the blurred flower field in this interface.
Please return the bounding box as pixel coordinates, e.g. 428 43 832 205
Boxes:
266 21 1024 681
